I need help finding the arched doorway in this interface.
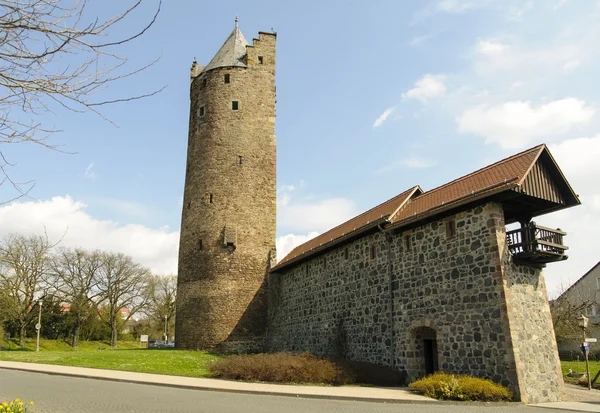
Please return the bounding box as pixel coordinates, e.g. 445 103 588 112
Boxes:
414 326 438 375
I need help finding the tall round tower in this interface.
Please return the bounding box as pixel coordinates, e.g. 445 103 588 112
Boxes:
175 20 277 350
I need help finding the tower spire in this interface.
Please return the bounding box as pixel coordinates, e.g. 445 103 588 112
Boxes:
235 15 238 28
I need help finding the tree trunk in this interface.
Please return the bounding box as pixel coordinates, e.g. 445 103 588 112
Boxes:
72 320 81 348
111 321 118 348
19 323 26 349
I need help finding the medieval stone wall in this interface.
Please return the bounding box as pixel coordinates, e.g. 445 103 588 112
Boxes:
502 259 564 403
176 32 277 350
268 201 564 402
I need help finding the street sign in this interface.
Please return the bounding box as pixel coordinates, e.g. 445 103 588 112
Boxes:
140 335 149 343
35 323 41 330
586 338 597 343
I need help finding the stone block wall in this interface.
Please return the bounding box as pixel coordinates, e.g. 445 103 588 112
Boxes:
268 201 564 402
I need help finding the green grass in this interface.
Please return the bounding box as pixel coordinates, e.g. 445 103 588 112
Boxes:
561 360 600 386
0 339 220 378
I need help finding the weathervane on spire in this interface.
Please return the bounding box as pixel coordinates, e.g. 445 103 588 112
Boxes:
235 15 239 28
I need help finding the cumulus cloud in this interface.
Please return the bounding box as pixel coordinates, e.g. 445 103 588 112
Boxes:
403 74 447 103
477 40 509 55
277 183 358 233
0 196 179 274
373 107 395 128
563 59 581 73
276 232 319 262
457 98 595 149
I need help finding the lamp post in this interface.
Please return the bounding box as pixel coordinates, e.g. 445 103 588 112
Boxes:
578 314 591 390
35 300 43 352
164 315 168 342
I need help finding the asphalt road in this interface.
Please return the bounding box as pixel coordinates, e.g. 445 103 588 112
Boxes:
0 369 565 413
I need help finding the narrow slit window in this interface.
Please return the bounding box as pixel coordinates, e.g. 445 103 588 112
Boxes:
201 78 207 88
232 101 239 111
370 245 376 260
237 155 244 165
258 56 264 64
199 240 203 250
323 257 327 269
344 248 349 260
199 105 205 117
446 219 456 239
224 74 230 84
405 235 411 251
207 193 213 204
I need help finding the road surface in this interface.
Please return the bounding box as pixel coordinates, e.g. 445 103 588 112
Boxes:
0 369 566 413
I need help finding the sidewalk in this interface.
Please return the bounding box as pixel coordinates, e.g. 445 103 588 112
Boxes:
0 360 435 404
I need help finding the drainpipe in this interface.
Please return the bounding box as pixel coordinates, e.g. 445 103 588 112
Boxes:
377 222 395 369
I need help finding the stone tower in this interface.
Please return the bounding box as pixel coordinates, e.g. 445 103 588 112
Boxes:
175 20 277 350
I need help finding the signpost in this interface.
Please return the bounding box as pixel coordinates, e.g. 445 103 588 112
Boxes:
140 335 149 348
578 315 592 390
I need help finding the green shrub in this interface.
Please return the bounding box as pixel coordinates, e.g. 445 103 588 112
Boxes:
209 352 355 385
409 372 512 401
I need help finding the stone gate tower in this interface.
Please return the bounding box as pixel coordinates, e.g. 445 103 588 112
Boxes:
175 20 277 350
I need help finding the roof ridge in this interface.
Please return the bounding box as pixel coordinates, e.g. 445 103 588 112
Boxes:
415 144 544 198
276 185 421 266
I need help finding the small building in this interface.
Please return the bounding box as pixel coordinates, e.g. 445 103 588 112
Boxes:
553 261 600 358
268 144 580 404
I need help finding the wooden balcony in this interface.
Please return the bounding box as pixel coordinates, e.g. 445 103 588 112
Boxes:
506 223 568 266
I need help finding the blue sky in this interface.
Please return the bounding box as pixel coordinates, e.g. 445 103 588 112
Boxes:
1 0 599 296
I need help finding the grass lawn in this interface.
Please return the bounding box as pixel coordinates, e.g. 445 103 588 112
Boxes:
561 359 600 387
0 339 220 378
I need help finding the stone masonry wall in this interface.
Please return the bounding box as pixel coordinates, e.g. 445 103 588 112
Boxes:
176 32 277 350
269 202 520 391
501 258 564 403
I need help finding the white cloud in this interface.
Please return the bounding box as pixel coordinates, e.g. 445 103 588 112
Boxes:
375 156 437 175
373 107 395 128
276 232 319 262
403 74 447 103
477 40 509 55
554 0 569 10
278 198 358 233
563 59 581 73
0 196 179 274
84 162 96 180
457 98 595 149
408 33 435 47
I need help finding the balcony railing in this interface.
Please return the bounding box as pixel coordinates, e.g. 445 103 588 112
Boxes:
506 223 568 265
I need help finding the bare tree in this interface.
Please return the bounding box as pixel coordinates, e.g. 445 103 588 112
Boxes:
0 0 162 200
145 274 176 339
49 247 102 348
550 281 594 342
0 233 54 347
95 251 149 347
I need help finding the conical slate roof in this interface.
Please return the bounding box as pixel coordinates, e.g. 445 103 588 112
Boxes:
202 24 249 73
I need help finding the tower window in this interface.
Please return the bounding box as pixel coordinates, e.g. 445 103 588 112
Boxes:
405 235 411 251
224 74 230 84
198 105 205 118
258 56 264 64
201 78 207 89
199 240 203 250
446 219 456 239
232 101 239 111
343 248 349 260
369 245 377 260
207 193 213 204
237 155 244 165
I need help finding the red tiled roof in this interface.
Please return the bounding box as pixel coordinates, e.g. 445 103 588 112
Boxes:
272 144 571 272
273 185 422 270
389 144 543 226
